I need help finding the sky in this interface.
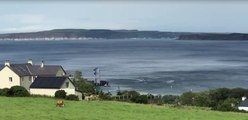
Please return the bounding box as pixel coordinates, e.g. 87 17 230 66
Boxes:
0 1 248 33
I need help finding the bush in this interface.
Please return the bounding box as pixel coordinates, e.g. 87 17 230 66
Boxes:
215 98 239 111
7 86 30 97
129 91 141 102
209 88 231 107
194 92 211 107
99 91 113 100
66 94 79 101
74 80 96 94
72 70 96 95
55 90 66 99
229 88 248 99
0 88 10 96
163 95 179 104
179 92 196 105
135 95 148 104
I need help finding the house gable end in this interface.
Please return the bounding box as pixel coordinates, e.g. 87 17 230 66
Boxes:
0 66 21 88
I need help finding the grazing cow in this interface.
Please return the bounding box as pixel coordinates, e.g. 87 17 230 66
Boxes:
56 100 65 107
85 95 98 101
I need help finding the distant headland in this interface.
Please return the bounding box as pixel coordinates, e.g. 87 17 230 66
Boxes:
0 29 248 41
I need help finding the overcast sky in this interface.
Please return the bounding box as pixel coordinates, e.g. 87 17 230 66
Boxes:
0 1 248 33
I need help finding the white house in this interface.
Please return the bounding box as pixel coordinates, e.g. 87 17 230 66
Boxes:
30 76 82 100
0 59 82 100
238 96 248 111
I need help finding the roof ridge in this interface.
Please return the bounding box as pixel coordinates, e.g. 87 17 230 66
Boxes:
26 64 33 75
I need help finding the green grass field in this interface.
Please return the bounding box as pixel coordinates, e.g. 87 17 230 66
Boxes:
0 97 247 120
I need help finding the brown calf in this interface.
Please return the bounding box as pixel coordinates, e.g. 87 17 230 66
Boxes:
56 100 65 107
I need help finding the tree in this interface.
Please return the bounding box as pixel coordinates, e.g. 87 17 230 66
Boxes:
194 92 211 107
229 88 248 99
209 88 231 107
74 80 96 94
215 98 239 111
135 95 148 104
99 91 113 100
179 91 196 105
163 95 179 104
72 70 96 95
74 70 83 81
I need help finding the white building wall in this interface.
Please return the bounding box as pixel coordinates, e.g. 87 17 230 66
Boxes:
20 76 33 91
238 107 248 111
30 88 76 96
0 67 20 88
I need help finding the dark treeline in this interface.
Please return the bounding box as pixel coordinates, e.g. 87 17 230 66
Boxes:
179 88 248 112
98 88 248 112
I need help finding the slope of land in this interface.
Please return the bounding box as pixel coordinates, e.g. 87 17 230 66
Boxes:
1 29 248 41
0 29 187 40
0 97 247 120
178 33 248 40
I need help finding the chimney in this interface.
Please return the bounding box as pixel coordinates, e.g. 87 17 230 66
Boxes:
4 60 10 66
242 96 247 101
41 60 44 68
27 59 33 65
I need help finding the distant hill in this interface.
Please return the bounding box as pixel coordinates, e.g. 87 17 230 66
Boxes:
0 29 188 40
178 33 248 40
1 29 248 41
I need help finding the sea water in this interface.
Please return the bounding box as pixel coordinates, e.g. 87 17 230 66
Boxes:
1 39 248 94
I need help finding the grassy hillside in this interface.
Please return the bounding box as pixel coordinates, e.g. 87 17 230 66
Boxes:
0 97 247 120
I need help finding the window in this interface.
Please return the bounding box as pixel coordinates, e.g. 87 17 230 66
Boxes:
66 82 69 88
9 77 13 82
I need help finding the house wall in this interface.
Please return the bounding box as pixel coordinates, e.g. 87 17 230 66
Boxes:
30 88 76 96
60 78 75 89
0 66 20 88
238 107 248 111
30 78 82 100
20 76 34 91
56 68 66 76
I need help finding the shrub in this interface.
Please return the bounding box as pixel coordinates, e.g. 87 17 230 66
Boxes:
194 92 211 107
99 91 113 100
215 98 239 111
209 88 231 107
229 88 248 99
163 95 179 104
81 93 85 100
55 90 66 99
74 80 96 94
0 88 10 96
179 92 196 105
129 91 141 102
7 86 30 97
135 95 148 104
72 70 96 94
66 94 79 101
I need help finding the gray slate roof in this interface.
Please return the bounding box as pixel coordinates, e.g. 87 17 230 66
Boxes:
4 63 64 76
239 99 248 107
30 76 68 89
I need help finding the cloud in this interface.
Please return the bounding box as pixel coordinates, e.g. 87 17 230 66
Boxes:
0 14 53 33
2 14 46 24
0 25 53 33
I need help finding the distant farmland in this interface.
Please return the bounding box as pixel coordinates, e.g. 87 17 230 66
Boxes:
0 97 247 120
